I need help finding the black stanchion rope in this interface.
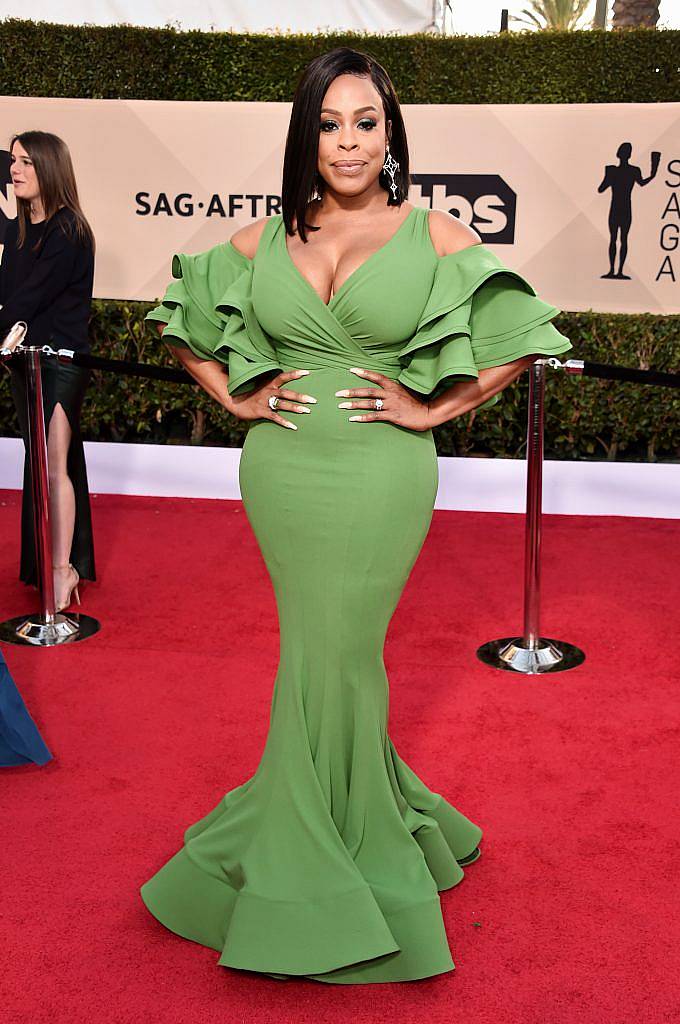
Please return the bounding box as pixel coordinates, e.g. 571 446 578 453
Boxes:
2 347 679 391
579 360 680 389
69 351 194 385
67 353 680 391
1 347 193 385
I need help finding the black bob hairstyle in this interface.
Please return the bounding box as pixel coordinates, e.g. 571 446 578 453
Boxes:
281 47 411 243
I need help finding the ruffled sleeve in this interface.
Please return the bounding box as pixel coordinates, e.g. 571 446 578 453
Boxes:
397 245 572 409
145 242 282 396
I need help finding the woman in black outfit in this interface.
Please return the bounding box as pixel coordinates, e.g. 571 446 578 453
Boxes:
0 131 96 611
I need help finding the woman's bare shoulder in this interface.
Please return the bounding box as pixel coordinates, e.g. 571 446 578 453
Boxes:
426 209 481 258
229 217 271 259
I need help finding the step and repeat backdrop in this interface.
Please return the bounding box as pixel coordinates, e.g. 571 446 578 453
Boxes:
1 97 679 314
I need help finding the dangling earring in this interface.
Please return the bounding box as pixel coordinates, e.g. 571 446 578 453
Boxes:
382 146 400 202
310 173 323 202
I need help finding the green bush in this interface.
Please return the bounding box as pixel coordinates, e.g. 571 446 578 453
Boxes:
0 20 678 103
2 302 678 461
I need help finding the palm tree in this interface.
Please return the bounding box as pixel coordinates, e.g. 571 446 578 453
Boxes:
612 1 660 27
510 0 592 31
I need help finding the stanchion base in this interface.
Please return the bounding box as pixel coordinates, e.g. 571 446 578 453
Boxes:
0 612 101 646
476 636 585 675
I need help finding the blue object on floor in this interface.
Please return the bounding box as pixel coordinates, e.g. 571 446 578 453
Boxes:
0 648 52 766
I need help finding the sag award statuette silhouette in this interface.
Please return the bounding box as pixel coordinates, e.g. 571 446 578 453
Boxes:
598 143 661 279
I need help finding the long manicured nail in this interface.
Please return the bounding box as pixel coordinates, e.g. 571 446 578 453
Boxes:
335 389 349 397
303 395 317 403
297 370 311 376
348 416 361 422
285 422 298 429
300 407 311 413
349 368 364 374
338 402 352 409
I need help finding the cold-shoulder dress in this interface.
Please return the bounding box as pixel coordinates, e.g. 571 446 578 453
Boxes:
141 207 572 984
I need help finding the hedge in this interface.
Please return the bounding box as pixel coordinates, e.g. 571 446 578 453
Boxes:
2 302 678 461
1 21 678 460
0 20 678 104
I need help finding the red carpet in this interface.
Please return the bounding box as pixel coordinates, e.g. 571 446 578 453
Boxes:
1 487 679 1024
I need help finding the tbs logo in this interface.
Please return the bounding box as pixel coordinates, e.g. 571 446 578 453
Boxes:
410 174 516 244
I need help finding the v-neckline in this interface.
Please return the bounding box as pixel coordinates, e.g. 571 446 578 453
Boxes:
282 207 418 309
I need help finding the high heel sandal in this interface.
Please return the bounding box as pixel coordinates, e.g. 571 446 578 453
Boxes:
53 563 81 613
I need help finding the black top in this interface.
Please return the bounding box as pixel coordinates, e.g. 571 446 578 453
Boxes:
0 208 94 352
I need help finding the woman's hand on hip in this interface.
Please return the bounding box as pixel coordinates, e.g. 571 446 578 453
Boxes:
336 368 432 432
229 369 316 430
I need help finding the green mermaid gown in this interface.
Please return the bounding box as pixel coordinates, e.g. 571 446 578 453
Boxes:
142 207 572 983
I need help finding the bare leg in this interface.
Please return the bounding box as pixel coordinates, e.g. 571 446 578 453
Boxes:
47 403 79 609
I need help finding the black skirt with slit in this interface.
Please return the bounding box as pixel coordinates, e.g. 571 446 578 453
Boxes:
9 357 96 586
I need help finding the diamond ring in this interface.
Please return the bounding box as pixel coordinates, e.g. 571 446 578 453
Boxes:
374 397 384 411
268 395 280 411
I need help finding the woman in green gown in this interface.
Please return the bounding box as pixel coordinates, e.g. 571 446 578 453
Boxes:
141 47 572 984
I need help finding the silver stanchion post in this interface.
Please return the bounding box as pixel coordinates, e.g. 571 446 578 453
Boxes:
27 345 57 621
0 331 100 646
477 359 585 675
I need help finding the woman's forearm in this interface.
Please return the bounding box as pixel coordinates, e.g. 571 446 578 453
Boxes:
428 354 537 427
168 344 233 409
157 325 233 411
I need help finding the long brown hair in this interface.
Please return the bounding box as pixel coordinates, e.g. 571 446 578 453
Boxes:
11 131 95 251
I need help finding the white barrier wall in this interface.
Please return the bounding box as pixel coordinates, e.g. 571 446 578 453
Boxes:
1 438 678 518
